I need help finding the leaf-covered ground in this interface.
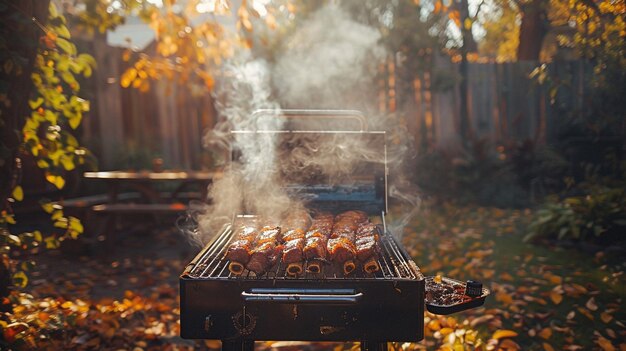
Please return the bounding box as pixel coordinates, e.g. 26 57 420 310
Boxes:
3 204 625 350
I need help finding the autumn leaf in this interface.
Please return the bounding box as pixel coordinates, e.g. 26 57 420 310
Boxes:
439 327 453 336
539 327 552 340
597 337 616 351
38 312 50 322
496 291 514 304
547 273 562 285
550 291 563 304
492 329 518 339
601 312 613 323
45 173 65 189
543 342 555 351
586 297 598 311
12 271 28 288
577 307 594 320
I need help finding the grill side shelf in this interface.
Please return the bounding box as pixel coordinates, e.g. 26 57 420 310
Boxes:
424 276 490 315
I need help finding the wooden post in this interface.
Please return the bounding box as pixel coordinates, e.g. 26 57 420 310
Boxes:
92 32 125 168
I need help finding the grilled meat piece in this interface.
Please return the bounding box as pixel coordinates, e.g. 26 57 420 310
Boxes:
283 238 305 276
327 237 356 264
330 228 356 241
225 223 259 275
356 222 378 239
226 239 253 263
308 213 334 235
303 236 328 260
328 211 366 275
356 236 379 262
247 242 280 274
234 226 258 242
355 222 381 273
256 226 281 245
286 262 304 276
225 239 253 275
282 238 304 264
282 229 305 242
363 257 380 274
304 235 328 274
245 225 282 275
332 221 358 232
280 211 311 276
335 210 368 223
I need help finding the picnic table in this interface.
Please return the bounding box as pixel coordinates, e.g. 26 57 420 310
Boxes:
83 170 219 204
81 170 221 242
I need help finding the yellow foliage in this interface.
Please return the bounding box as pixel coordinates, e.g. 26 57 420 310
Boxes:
12 186 24 201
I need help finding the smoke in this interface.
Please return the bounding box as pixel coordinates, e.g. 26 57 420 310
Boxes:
273 4 385 110
186 3 420 245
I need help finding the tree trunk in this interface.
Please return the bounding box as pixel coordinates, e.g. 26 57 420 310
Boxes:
0 0 50 209
517 0 549 61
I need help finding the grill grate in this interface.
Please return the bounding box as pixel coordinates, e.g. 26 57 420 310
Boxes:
186 215 418 281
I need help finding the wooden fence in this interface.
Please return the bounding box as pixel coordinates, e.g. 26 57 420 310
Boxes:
81 38 592 171
385 59 593 150
79 34 217 171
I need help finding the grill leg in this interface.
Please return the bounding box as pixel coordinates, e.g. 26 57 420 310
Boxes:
221 340 254 351
361 341 388 351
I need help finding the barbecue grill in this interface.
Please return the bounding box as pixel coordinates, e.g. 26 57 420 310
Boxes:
180 110 489 351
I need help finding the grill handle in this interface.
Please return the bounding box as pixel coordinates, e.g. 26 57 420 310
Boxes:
241 288 363 305
251 109 368 131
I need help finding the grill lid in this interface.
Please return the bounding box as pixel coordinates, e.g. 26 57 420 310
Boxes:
230 109 388 214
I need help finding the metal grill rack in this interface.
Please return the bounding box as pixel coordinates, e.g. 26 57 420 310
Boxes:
186 214 419 281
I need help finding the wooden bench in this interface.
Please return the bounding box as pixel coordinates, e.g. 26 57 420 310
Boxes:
56 192 141 209
90 202 189 246
91 202 188 214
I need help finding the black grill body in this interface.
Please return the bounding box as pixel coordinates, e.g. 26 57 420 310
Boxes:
180 222 424 345
180 110 488 350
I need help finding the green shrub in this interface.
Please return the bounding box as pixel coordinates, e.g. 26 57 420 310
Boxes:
525 185 626 244
415 136 577 208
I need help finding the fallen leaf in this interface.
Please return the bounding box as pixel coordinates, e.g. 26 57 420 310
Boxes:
577 307 594 320
539 327 552 340
500 272 514 281
550 291 563 304
492 329 518 339
440 327 454 336
543 342 555 351
496 292 514 304
571 283 588 294
596 337 616 351
470 314 493 327
38 312 50 322
427 319 441 331
548 274 562 285
606 329 616 339
601 312 613 323
500 339 521 350
586 297 598 311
